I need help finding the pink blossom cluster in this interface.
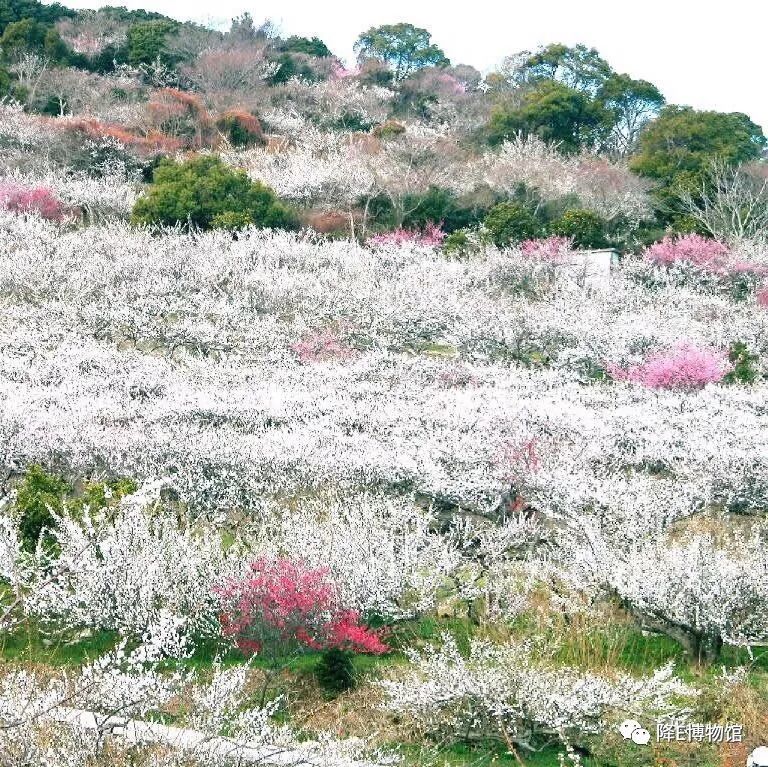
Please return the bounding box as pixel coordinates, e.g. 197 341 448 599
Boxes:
331 61 360 79
436 364 480 388
431 71 466 95
0 183 64 221
608 341 731 390
368 223 447 247
497 437 540 485
643 234 766 278
757 286 768 308
290 328 355 363
215 557 388 656
520 236 573 263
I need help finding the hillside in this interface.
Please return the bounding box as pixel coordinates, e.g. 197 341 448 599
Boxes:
0 3 766 767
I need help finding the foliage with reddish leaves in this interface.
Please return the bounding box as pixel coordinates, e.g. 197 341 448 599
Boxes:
65 117 183 154
215 557 388 657
215 109 265 147
147 88 212 147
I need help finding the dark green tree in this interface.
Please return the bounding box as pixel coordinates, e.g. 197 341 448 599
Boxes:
43 24 68 61
354 23 448 81
487 79 611 152
0 18 69 64
630 106 766 223
280 35 332 58
16 465 69 552
599 73 665 154
316 648 355 695
550 209 608 249
0 0 74 34
84 41 129 73
131 155 297 231
92 6 171 23
126 19 177 66
483 201 540 246
509 43 612 95
402 185 500 233
268 52 318 85
229 12 274 43
631 106 766 182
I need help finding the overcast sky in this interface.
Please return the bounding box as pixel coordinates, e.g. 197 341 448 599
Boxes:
55 0 768 132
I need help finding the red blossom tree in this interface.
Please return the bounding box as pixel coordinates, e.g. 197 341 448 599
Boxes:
215 557 388 658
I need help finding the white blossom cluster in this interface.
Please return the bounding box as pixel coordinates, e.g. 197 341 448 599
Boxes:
461 135 652 222
226 132 378 206
381 635 694 746
0 200 766 758
0 627 375 766
19 482 244 636
271 78 395 131
0 219 765 512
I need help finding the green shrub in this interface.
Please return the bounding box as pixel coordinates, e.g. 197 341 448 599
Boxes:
483 202 540 247
279 35 332 58
68 477 138 518
126 20 178 66
550 209 608 249
373 120 406 139
268 52 318 85
441 228 481 258
15 467 138 551
316 648 355 695
327 111 373 132
16 465 69 552
131 156 298 231
723 341 760 385
211 210 254 231
441 229 470 256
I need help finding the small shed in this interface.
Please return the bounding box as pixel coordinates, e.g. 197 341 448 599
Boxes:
566 248 620 285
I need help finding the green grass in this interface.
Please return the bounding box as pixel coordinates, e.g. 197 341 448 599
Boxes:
0 619 407 686
392 741 580 767
0 624 119 665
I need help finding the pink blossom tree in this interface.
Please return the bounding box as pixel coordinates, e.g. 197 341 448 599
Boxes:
0 183 64 221
368 222 446 247
290 327 356 363
520 236 573 263
608 341 731 389
643 234 732 272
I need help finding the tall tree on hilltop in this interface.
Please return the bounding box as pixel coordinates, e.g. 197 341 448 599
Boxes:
354 23 448 82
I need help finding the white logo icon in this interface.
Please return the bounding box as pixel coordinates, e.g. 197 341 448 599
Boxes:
619 719 651 745
748 746 768 767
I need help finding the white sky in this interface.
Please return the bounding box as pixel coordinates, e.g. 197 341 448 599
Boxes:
55 0 768 132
